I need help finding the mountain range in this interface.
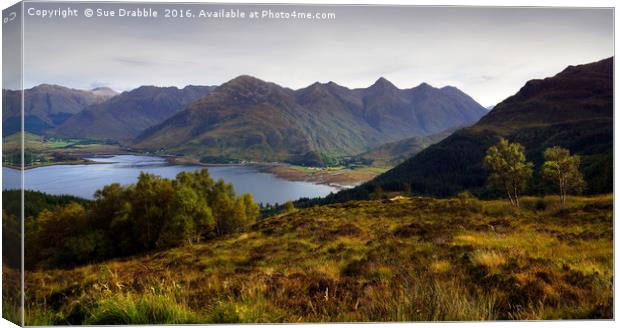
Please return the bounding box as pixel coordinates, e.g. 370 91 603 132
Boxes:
2 84 118 136
53 85 216 140
133 76 487 165
331 57 613 200
4 77 486 166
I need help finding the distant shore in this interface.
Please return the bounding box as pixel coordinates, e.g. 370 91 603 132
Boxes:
4 153 384 189
146 155 386 189
258 163 384 190
163 155 383 188
3 158 108 170
2 149 136 170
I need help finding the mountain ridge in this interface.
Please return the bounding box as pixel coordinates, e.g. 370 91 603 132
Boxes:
2 84 118 136
133 76 488 165
52 85 216 141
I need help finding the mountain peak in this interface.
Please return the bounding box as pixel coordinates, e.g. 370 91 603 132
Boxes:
326 81 342 88
296 81 351 103
304 81 345 90
296 82 332 101
126 85 176 96
34 84 71 91
439 85 468 97
227 75 268 85
91 86 114 92
307 81 325 88
90 87 119 98
373 76 396 88
220 75 276 93
417 82 435 89
371 77 398 90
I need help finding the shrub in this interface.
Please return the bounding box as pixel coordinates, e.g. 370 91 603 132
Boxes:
283 201 295 213
457 191 475 201
457 191 482 212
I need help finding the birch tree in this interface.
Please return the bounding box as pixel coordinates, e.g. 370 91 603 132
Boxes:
483 138 533 207
542 146 585 204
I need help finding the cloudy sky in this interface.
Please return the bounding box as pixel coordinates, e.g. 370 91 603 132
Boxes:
18 3 614 106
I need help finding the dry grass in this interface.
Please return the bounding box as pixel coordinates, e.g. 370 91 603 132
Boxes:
21 194 613 324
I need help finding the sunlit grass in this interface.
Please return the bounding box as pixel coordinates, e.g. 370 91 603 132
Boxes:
22 194 613 323
429 260 452 274
472 250 507 272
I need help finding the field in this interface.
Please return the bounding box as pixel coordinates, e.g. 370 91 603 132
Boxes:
2 132 126 168
264 164 388 188
18 194 613 324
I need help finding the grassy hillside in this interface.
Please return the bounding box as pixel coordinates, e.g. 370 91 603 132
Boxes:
21 194 612 324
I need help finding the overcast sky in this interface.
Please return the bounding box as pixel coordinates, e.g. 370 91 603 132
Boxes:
17 3 614 106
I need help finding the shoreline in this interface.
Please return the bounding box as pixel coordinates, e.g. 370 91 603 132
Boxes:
2 150 138 170
164 155 382 189
256 163 382 190
3 159 101 170
4 153 383 189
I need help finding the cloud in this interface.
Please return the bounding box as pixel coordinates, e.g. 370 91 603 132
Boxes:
89 81 112 89
20 3 613 106
115 57 156 67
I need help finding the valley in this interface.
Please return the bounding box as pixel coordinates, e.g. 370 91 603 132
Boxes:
2 56 614 324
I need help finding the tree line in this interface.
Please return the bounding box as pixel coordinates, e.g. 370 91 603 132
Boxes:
22 168 259 268
484 138 585 207
258 137 591 213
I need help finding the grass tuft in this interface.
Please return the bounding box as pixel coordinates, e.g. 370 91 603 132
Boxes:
85 294 198 325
